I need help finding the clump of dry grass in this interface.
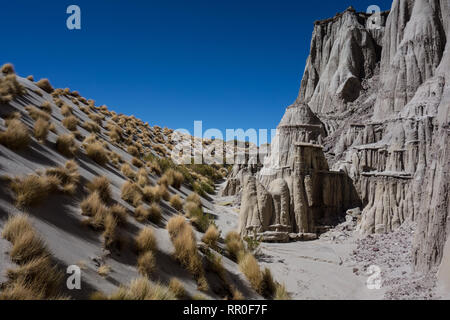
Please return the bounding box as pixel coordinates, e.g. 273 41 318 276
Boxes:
80 191 108 226
2 214 33 243
274 283 290 300
167 216 207 291
1 215 64 300
82 121 100 133
0 74 25 103
168 278 186 299
61 104 73 117
134 205 150 222
183 200 211 233
108 204 128 226
127 145 140 157
238 252 263 294
202 225 219 248
169 194 183 211
148 203 162 224
10 174 59 207
85 142 108 165
142 185 162 203
108 278 176 300
102 213 117 248
1 63 15 75
136 168 149 187
0 119 30 150
36 78 54 93
88 112 104 125
225 231 245 262
40 101 52 114
135 227 157 253
158 169 184 189
121 181 142 207
121 163 136 180
62 115 78 131
87 176 111 202
33 118 50 142
186 192 202 207
132 157 144 168
137 251 156 277
108 125 123 144
25 105 50 121
98 264 111 277
56 134 78 157
45 160 80 194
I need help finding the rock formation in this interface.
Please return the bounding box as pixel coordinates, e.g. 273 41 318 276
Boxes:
231 0 449 276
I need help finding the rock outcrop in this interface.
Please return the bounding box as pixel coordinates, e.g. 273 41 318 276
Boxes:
232 0 449 277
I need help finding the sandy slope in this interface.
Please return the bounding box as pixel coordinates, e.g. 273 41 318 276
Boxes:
0 75 258 299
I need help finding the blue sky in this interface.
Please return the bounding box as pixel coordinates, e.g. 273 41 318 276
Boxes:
1 0 392 139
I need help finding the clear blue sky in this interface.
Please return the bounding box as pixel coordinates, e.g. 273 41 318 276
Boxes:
1 0 392 138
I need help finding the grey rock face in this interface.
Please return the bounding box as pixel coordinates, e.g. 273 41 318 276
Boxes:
234 0 449 274
298 7 388 116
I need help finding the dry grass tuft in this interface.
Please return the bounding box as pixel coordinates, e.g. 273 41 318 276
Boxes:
167 216 206 289
109 204 128 226
102 213 117 248
168 278 186 299
137 251 156 277
10 174 59 207
238 252 263 294
169 194 183 211
2 214 33 243
131 157 144 168
135 227 157 253
80 191 107 220
121 181 142 207
142 185 162 203
85 142 108 165
36 78 54 93
186 192 202 207
87 176 111 202
134 205 149 222
0 74 25 103
202 224 219 248
1 215 64 300
0 119 30 150
33 118 50 142
98 264 110 277
62 115 78 131
82 121 100 133
45 160 80 194
148 203 162 224
109 278 176 300
158 169 184 189
1 63 15 75
40 101 52 114
121 163 136 180
225 231 245 261
25 105 50 121
274 283 290 300
127 145 140 157
61 104 73 117
56 134 78 157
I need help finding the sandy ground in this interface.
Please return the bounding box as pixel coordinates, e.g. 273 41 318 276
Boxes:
212 186 442 300
212 190 383 300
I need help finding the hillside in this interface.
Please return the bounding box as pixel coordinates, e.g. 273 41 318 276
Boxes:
0 66 288 300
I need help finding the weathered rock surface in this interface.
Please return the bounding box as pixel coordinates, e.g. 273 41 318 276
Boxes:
231 0 449 283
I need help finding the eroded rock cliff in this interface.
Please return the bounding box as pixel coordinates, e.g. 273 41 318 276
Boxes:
232 0 449 276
